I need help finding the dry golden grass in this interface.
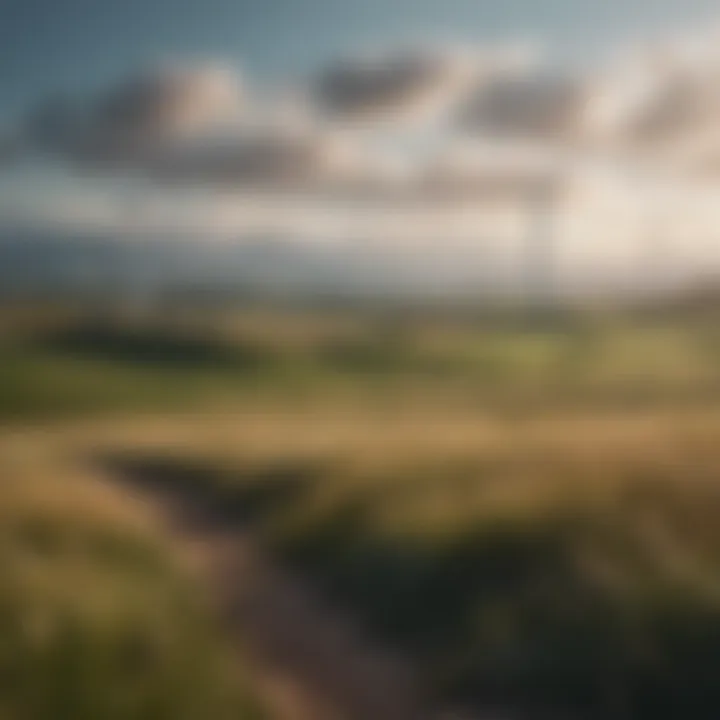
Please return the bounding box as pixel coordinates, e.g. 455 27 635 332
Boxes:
62 405 720 718
0 428 266 720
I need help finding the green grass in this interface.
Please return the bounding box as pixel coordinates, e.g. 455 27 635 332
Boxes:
5 307 720 421
7 303 720 717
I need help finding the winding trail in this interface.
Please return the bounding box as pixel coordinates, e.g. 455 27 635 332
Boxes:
102 459 449 720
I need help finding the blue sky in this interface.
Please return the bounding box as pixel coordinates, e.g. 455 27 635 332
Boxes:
3 0 720 118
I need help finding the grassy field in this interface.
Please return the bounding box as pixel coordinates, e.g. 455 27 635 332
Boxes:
5 303 720 420
5 301 720 718
92 409 720 719
0 430 267 720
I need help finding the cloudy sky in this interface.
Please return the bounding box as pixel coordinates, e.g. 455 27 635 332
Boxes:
1 0 716 106
4 0 720 294
5 0 720 103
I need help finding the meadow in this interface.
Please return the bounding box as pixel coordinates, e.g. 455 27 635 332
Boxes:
5 299 720 420
5 298 720 718
0 429 265 720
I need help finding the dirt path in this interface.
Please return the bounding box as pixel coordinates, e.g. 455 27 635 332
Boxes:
102 460 447 720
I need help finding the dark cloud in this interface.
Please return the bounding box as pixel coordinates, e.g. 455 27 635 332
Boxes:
23 65 242 168
146 128 340 188
458 72 584 140
9 54 586 194
15 63 360 189
314 49 474 118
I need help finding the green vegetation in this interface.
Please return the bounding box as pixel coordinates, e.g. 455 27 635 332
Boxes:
4 305 720 421
6 300 720 717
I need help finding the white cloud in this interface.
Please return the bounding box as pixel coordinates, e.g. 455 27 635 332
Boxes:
580 28 720 157
9 28 720 240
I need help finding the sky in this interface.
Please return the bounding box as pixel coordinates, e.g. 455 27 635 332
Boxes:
3 0 720 115
4 0 720 295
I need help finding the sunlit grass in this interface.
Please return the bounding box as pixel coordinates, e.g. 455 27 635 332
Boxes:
90 407 720 718
0 437 265 720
